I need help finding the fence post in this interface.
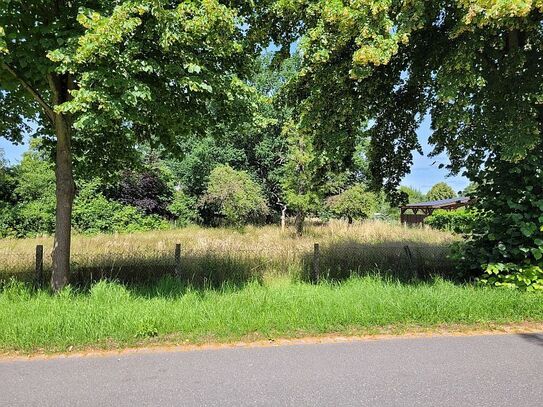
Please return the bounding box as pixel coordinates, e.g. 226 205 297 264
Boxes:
311 243 320 283
175 243 182 279
404 245 418 279
35 245 43 287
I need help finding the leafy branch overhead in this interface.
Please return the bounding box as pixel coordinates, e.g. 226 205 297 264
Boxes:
251 0 543 200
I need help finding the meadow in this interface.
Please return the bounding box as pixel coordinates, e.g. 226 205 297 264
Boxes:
0 220 457 285
1 221 542 355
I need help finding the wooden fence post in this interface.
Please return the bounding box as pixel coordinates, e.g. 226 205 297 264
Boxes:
175 243 181 279
35 245 43 287
311 243 320 283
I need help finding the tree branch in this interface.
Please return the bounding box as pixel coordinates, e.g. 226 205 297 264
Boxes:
1 61 55 123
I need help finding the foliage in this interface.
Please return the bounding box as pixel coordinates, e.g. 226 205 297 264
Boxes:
459 145 543 290
280 121 321 219
73 181 168 235
107 169 172 217
168 191 199 226
250 1 543 199
0 150 15 205
200 165 269 226
425 210 477 235
6 150 57 237
1 0 254 288
426 182 456 202
326 184 377 223
399 186 426 204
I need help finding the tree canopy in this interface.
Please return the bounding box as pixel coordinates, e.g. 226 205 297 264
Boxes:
0 1 254 289
249 0 543 200
426 182 456 202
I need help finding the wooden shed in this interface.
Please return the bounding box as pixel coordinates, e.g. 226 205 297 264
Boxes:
400 197 473 226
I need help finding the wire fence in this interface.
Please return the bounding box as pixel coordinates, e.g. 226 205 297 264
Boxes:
0 241 456 287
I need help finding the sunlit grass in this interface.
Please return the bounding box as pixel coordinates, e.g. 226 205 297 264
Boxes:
0 220 458 284
0 275 541 354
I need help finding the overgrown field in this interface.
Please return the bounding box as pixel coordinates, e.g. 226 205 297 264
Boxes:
0 221 457 285
1 276 542 353
1 222 542 354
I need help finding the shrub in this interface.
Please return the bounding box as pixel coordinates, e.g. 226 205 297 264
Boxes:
326 184 377 223
460 144 543 290
108 169 173 217
73 181 169 234
15 198 56 236
168 191 199 226
425 209 477 234
200 165 269 226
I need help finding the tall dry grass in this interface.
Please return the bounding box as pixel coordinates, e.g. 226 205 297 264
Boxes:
0 220 458 285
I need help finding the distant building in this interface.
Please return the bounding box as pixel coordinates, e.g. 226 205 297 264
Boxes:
400 197 473 226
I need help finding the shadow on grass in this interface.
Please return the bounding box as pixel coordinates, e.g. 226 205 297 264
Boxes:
300 239 457 283
0 239 458 293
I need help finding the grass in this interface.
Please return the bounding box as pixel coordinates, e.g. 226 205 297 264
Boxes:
1 275 542 354
2 221 538 355
0 220 458 284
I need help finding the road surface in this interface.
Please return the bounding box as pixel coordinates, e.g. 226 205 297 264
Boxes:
1 333 542 406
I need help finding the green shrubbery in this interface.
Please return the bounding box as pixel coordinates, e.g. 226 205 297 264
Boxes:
425 209 477 234
72 182 169 234
200 165 269 226
168 191 200 226
460 145 543 291
326 184 377 223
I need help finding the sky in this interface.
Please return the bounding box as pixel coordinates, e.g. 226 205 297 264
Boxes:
401 116 469 194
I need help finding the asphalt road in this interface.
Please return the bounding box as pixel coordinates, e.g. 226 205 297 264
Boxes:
1 333 542 407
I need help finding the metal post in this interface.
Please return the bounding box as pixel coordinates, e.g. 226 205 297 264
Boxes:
312 243 320 283
35 245 43 287
175 243 181 279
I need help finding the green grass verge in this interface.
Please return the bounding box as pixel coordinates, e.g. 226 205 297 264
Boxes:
1 276 542 354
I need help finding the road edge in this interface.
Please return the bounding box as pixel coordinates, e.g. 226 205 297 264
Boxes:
1 322 542 362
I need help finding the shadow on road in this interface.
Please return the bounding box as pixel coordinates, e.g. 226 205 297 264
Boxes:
516 333 543 347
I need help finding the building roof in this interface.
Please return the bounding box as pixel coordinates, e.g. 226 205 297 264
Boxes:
401 197 472 209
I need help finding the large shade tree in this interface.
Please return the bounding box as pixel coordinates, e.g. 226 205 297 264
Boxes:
248 1 543 285
0 1 252 290
249 0 543 193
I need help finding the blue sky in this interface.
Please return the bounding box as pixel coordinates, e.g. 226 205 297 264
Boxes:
402 116 469 194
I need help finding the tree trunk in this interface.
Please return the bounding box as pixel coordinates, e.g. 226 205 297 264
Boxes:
49 74 75 292
294 211 305 237
347 216 353 226
281 206 287 232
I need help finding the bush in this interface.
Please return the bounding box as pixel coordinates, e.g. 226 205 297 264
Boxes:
326 184 377 223
425 209 477 234
168 191 199 226
200 165 269 226
107 169 173 217
460 144 543 290
73 181 169 234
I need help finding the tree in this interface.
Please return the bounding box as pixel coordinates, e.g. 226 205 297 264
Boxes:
249 1 543 191
399 186 426 204
280 121 321 236
249 1 543 284
0 149 16 205
426 182 456 202
1 1 250 290
326 184 377 224
107 169 172 218
200 165 269 227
